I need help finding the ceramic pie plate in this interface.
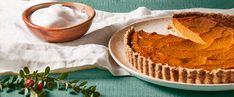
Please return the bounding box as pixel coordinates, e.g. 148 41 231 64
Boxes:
108 17 234 91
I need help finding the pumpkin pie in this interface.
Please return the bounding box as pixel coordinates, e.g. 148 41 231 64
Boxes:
124 12 234 84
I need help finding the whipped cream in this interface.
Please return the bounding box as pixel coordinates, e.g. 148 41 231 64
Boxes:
30 4 88 28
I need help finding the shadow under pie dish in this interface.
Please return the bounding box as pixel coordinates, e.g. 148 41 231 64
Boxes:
124 12 234 84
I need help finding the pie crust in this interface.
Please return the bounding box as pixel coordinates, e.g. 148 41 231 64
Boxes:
124 13 234 84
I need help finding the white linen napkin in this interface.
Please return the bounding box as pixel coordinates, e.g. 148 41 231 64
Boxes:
0 0 234 76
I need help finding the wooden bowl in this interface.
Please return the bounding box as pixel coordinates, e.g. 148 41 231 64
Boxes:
22 2 96 43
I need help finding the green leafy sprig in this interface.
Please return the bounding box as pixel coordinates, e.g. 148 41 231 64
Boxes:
0 67 100 97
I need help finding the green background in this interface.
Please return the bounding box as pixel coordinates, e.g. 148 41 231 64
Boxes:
2 0 234 97
61 0 234 12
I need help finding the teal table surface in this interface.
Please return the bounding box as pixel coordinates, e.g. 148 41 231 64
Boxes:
61 0 234 12
2 0 234 97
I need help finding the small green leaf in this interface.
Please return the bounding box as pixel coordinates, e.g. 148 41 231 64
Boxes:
18 89 24 95
8 76 17 84
58 83 66 90
89 86 96 92
38 91 46 97
93 92 100 97
58 73 68 80
44 67 50 76
23 67 30 74
8 83 16 89
73 86 81 93
69 91 77 95
16 77 24 87
58 87 66 90
69 80 79 83
15 76 20 84
80 81 88 86
46 82 57 90
12 76 18 83
19 70 25 78
2 77 10 83
45 77 55 82
32 70 38 76
6 88 14 93
81 89 87 96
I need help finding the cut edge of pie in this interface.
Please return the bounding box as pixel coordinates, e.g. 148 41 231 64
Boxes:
124 26 234 84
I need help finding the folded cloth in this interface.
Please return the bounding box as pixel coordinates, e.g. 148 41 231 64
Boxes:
0 0 234 76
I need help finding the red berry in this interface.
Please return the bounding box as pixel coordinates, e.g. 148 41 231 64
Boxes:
25 79 34 87
37 83 44 91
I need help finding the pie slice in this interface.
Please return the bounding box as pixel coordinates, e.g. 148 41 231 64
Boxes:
170 12 234 45
124 12 234 84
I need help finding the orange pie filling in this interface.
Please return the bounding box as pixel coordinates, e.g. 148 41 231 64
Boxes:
129 24 234 71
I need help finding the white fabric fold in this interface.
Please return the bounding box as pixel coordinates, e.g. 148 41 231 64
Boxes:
0 0 234 76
